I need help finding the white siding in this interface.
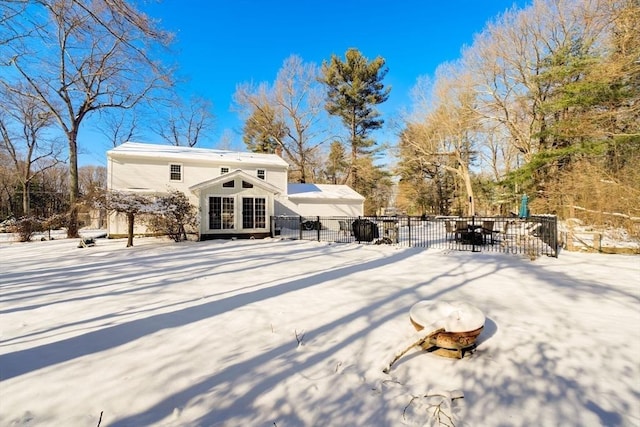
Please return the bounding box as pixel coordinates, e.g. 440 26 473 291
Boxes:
107 153 287 237
106 143 366 238
275 196 363 217
196 180 274 235
108 157 287 205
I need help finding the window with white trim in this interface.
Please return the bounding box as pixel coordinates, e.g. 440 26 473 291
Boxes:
242 197 266 229
169 164 182 181
221 167 229 174
209 196 235 230
257 169 266 180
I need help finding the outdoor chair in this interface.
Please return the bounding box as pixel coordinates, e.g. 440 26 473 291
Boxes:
338 220 352 237
525 222 542 236
498 221 512 241
455 220 468 241
444 221 456 241
481 221 498 245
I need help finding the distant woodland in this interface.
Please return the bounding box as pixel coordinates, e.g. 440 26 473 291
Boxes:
1 0 638 236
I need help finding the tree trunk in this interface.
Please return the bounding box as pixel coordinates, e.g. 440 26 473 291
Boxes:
127 212 135 247
350 109 358 188
22 181 30 216
461 170 475 216
67 131 80 238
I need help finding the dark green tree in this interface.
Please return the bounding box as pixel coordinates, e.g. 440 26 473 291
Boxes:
320 48 390 193
324 140 348 184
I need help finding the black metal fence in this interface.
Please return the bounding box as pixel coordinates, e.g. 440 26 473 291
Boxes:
271 215 559 257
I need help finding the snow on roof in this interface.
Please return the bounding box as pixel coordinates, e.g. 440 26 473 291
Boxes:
107 141 289 168
287 183 365 201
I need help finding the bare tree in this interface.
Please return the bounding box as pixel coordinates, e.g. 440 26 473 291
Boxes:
2 0 174 237
401 66 479 216
463 0 613 165
0 84 64 216
152 96 215 147
234 55 328 183
95 110 140 147
217 129 242 151
0 143 20 218
0 1 31 50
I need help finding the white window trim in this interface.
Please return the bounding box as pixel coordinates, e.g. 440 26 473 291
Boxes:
257 169 266 180
204 193 271 232
206 194 237 231
241 196 268 230
221 166 229 175
169 163 183 182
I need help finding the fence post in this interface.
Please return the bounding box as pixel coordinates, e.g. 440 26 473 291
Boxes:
317 215 321 241
407 216 411 247
472 216 479 252
299 216 303 240
552 216 559 257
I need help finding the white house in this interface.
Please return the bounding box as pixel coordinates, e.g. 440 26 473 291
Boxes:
106 142 364 239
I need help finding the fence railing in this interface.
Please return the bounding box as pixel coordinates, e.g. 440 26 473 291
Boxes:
271 215 559 257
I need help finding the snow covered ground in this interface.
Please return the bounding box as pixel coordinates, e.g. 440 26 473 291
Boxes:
1 236 639 426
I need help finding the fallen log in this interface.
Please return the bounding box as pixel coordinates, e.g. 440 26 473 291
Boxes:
382 327 445 374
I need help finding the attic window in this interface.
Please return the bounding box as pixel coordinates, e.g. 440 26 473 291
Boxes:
169 164 182 181
222 180 235 188
257 169 266 180
242 181 253 188
221 167 229 174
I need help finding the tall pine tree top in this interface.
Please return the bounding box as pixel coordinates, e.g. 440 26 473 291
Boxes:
320 48 390 152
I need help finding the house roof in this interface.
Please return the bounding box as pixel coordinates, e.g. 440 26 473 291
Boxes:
107 141 289 168
287 184 365 201
189 170 282 194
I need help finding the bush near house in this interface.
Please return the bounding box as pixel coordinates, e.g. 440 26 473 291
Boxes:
146 191 199 242
6 217 44 242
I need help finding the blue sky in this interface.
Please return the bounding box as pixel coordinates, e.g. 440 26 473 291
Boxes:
82 0 529 165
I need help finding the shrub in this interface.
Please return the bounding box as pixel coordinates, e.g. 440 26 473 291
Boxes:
146 191 198 242
7 217 44 242
42 213 69 231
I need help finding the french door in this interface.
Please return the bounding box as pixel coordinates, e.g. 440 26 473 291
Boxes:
208 196 235 229
242 197 266 229
209 196 266 231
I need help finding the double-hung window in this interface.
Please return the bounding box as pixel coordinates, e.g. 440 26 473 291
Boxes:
169 164 182 181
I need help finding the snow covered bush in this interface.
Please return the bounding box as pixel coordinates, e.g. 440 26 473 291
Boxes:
42 213 68 231
7 216 44 242
100 190 156 247
146 190 198 242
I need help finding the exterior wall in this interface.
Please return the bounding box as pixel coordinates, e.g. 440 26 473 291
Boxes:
275 196 364 217
108 156 288 199
107 154 287 238
107 211 157 238
106 145 366 240
195 177 275 237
